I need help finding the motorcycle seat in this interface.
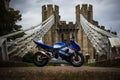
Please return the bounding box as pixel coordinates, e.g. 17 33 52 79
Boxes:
34 41 53 49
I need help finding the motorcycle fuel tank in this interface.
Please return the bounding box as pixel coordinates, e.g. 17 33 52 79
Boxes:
53 42 67 48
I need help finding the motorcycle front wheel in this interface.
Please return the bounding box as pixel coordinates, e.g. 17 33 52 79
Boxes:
33 52 49 67
70 52 84 67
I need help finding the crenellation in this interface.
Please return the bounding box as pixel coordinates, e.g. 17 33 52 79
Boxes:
68 22 75 29
42 5 47 21
88 4 93 11
107 29 111 32
101 26 105 30
60 21 66 25
42 5 46 10
88 4 93 23
54 5 60 25
47 4 53 17
81 4 88 19
76 5 80 23
82 4 88 10
76 4 93 23
68 22 73 25
93 20 98 26
54 5 59 12
97 25 100 28
47 4 53 9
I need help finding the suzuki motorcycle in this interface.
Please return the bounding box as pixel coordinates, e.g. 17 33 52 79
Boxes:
33 39 84 67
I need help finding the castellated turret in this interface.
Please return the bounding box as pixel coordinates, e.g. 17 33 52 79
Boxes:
75 4 95 60
76 5 80 23
54 5 60 25
42 4 60 45
76 4 93 24
42 5 47 22
81 4 88 19
42 4 60 24
88 4 93 23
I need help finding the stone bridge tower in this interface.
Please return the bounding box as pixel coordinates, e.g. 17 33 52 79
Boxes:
76 4 95 61
42 4 95 62
42 4 60 45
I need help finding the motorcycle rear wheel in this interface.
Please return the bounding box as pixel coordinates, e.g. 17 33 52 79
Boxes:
33 52 49 67
70 52 84 67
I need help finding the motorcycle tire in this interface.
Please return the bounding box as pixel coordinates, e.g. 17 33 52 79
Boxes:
70 52 84 67
33 52 49 67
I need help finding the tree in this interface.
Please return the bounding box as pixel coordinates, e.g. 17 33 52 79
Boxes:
0 0 25 38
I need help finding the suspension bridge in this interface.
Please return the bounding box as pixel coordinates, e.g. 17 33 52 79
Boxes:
0 4 119 63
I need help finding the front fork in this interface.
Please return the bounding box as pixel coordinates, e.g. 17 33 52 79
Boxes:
72 51 80 60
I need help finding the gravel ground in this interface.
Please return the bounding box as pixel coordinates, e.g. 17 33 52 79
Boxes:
0 66 119 72
0 66 120 80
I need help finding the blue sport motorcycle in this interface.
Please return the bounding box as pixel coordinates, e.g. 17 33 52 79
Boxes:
33 39 84 67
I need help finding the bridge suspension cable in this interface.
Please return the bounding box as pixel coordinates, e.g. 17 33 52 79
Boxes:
14 14 54 57
14 14 55 57
0 14 55 59
80 14 117 56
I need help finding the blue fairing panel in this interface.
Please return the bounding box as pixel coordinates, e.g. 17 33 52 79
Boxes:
55 42 67 46
53 42 68 48
70 39 81 51
34 41 53 49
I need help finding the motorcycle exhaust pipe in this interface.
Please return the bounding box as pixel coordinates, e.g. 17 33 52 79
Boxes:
39 51 51 58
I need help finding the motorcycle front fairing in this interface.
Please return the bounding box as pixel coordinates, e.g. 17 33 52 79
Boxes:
70 39 81 51
58 39 81 60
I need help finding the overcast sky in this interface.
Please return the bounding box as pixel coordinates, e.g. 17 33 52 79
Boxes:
10 0 120 36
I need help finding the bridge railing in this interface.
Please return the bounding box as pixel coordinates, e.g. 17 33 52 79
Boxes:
0 14 54 61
